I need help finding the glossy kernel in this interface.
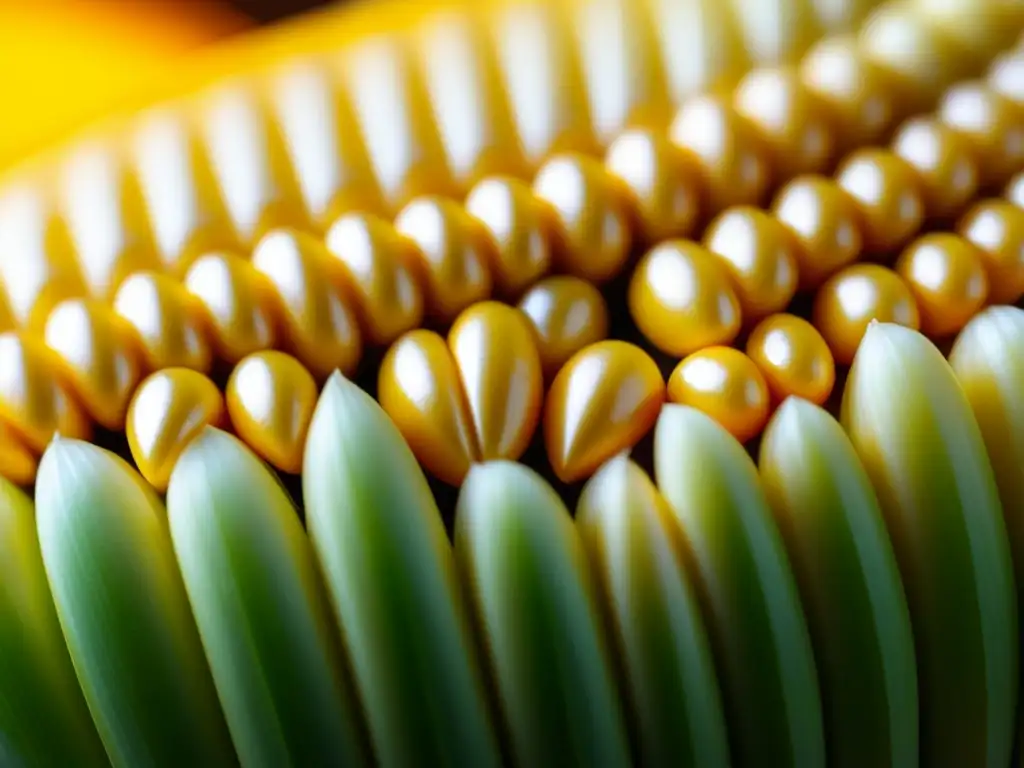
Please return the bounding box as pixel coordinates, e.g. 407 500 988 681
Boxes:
184 251 277 365
251 228 362 379
0 420 37 486
532 153 633 284
447 302 543 463
269 61 387 230
544 340 664 484
835 149 924 255
799 35 899 151
770 175 863 289
0 332 91 453
702 207 799 320
323 211 425 347
126 368 225 492
132 108 242 277
628 240 742 357
666 346 770 444
894 233 989 338
958 199 1024 304
733 67 836 178
604 128 703 243
378 329 477 486
225 350 317 475
745 313 836 405
464 176 553 297
937 81 1024 187
378 303 544 486
199 82 312 244
43 299 144 432
57 140 162 302
113 271 213 374
0 183 87 333
812 263 920 364
668 95 773 212
415 12 529 186
342 34 460 207
394 196 494 323
891 117 980 220
517 276 610 379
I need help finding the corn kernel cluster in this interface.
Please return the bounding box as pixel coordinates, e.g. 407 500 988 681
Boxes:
2 0 1024 765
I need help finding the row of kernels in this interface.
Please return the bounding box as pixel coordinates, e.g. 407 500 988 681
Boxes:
118 287 614 492
7 190 1016 494
125 351 319 491
4 161 1015 493
698 181 1024 445
0 162 621 489
815 181 1024 364
629 51 1024 371
0 263 612 487
3 181 1011 490
0 0 1006 344
634 211 1024 453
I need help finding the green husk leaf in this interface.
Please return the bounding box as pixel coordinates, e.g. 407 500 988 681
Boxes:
949 306 1024 588
35 438 236 768
576 455 730 767
456 460 632 768
949 306 1024 764
654 404 825 768
759 398 917 768
842 322 1017 768
302 371 502 767
0 477 108 767
167 427 373 768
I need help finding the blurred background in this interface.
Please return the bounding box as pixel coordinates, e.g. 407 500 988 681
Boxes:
0 0 337 172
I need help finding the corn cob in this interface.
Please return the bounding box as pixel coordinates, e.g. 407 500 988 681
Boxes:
0 0 1023 766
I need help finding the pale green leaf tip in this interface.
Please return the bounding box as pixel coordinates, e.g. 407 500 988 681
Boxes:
168 425 237 492
577 453 633 518
586 452 632 491
38 435 104 486
656 402 724 438
461 461 559 513
37 437 143 525
857 321 920 360
464 459 525 489
766 396 819 436
311 368 381 435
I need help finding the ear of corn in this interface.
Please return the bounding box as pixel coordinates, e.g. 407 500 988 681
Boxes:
165 426 373 767
455 459 632 767
842 321 1018 768
758 397 917 767
0 477 108 768
1 0 1024 763
654 404 825 768
575 454 730 767
302 371 503 767
34 438 236 767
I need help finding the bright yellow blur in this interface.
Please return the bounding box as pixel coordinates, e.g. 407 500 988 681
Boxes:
0 1 248 170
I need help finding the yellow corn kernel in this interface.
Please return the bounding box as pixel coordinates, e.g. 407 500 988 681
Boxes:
225 350 318 475
544 340 664 483
125 368 225 492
